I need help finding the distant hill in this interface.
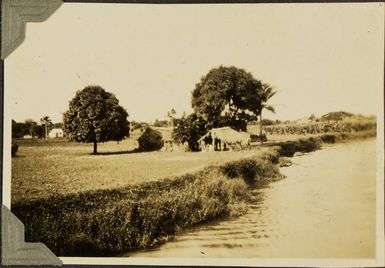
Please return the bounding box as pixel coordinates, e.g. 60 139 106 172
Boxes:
320 111 354 121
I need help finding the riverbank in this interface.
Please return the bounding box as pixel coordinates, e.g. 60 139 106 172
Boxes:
11 130 376 256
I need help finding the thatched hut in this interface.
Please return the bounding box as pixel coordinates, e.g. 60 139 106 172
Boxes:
198 127 250 152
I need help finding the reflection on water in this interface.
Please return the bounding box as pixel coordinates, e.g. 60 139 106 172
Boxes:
128 139 376 258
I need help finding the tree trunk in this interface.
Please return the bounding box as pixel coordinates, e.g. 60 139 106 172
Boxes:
260 111 263 145
45 125 48 141
93 141 97 154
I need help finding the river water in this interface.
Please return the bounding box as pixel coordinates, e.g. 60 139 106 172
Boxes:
128 139 376 258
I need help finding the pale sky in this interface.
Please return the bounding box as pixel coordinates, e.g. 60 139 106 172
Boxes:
5 3 384 123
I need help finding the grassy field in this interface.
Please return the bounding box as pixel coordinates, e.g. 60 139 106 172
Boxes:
12 149 282 256
12 128 376 204
10 128 376 256
12 132 270 204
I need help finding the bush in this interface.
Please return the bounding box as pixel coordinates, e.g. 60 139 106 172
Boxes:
137 127 164 151
260 149 280 164
278 141 297 157
297 137 322 152
278 137 322 157
11 142 18 157
220 157 281 185
320 134 337 143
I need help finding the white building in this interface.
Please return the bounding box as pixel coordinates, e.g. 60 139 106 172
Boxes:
48 128 64 138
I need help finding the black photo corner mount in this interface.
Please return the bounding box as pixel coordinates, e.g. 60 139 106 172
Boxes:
1 0 63 265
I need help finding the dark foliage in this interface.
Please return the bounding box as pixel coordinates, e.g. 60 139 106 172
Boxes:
172 113 208 151
12 119 46 138
30 124 45 138
63 85 130 153
11 142 19 157
137 127 164 152
12 120 25 138
278 137 322 157
191 66 263 131
320 134 337 143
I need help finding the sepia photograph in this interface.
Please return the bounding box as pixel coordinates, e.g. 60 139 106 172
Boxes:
2 1 384 266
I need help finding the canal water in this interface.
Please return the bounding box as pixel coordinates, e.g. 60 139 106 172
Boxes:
128 139 376 258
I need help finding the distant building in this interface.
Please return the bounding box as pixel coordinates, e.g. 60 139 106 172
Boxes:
23 134 33 139
48 128 64 138
198 127 250 152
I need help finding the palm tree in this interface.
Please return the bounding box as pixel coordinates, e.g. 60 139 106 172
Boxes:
40 116 52 140
259 83 276 144
167 108 176 128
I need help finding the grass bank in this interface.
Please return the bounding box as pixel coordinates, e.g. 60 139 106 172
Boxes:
12 153 282 256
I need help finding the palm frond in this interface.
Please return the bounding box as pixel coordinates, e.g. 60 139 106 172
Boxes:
267 90 277 99
264 105 276 114
261 83 276 100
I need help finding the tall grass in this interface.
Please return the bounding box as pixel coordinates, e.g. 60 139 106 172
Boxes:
12 153 281 256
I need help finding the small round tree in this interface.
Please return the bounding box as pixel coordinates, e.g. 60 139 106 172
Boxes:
137 127 164 152
172 113 207 151
63 85 130 154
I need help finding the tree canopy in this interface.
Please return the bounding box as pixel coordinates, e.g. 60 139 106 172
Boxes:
191 66 263 131
63 85 130 154
172 113 207 151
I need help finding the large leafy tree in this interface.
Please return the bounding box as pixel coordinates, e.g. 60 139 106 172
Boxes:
63 85 130 154
258 83 276 144
191 66 262 131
